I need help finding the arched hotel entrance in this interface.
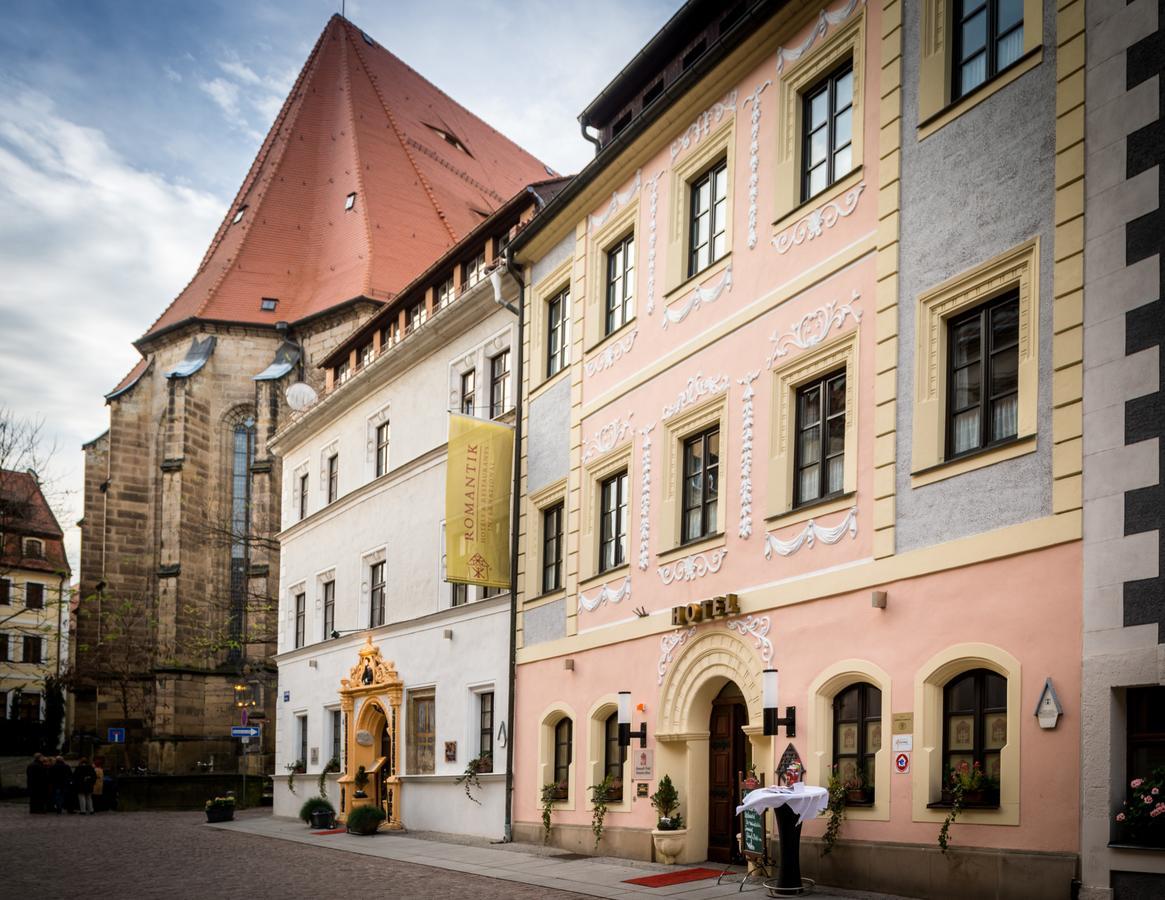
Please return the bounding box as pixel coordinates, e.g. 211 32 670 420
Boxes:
655 629 770 864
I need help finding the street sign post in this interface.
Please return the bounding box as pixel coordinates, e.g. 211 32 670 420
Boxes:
107 727 126 744
231 726 261 739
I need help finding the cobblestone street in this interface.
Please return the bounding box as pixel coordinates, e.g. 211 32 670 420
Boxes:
1 804 587 900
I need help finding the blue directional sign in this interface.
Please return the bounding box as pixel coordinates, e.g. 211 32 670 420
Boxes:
107 727 126 744
231 726 261 738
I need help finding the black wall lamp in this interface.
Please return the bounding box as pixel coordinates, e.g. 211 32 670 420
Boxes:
617 691 648 748
763 668 796 738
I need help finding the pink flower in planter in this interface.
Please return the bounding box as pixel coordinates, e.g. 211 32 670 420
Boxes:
1116 812 1126 822
1151 806 1164 818
1153 787 1160 796
1144 795 1154 804
1131 778 1145 789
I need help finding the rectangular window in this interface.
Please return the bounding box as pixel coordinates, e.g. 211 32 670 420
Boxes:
1127 686 1165 780
599 471 629 573
375 422 390 478
460 370 476 417
0 635 7 662
0 579 9 605
489 350 511 418
542 503 564 595
297 714 308 767
369 562 386 628
336 360 350 385
953 0 1024 100
25 582 44 610
382 318 401 348
546 287 570 378
327 455 338 503
464 252 486 289
17 691 40 721
330 709 342 766
603 712 627 800
437 276 455 308
801 61 854 201
604 234 635 335
407 302 426 333
298 472 309 520
795 370 847 506
681 427 720 543
23 636 43 664
451 583 468 607
688 160 728 276
479 691 494 770
408 691 436 774
294 592 306 649
553 717 573 794
322 580 335 641
358 343 374 370
946 293 1019 458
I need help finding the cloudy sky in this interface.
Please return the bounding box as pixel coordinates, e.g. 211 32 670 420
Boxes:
0 0 676 571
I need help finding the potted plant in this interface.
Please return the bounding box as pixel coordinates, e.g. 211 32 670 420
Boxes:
822 769 847 854
650 775 687 865
588 775 615 850
317 756 340 798
455 752 492 805
299 795 336 830
346 803 386 836
285 759 305 795
205 795 236 823
540 781 565 844
1113 766 1165 848
353 765 369 799
843 768 873 805
937 760 998 851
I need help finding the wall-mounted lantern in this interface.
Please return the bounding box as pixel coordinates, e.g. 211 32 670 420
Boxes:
762 668 796 738
618 691 648 748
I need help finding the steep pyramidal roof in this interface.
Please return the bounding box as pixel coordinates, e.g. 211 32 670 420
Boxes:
141 15 552 343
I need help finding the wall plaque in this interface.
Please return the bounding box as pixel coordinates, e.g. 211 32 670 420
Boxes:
445 741 457 762
355 729 373 746
892 712 913 735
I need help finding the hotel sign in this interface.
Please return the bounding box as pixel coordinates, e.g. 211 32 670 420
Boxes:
671 593 740 627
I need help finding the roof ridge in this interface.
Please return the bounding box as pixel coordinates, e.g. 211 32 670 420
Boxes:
343 23 458 243
339 26 375 299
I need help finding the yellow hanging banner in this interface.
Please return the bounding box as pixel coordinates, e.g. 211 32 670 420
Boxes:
445 413 513 588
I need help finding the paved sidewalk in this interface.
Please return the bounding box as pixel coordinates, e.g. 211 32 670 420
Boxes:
210 813 910 900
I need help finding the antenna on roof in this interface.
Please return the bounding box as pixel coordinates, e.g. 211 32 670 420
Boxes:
340 0 345 18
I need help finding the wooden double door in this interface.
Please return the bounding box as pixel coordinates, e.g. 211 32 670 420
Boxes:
707 682 750 863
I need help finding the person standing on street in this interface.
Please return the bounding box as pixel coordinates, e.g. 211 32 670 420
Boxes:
26 753 45 814
50 756 72 814
92 757 105 812
74 756 97 815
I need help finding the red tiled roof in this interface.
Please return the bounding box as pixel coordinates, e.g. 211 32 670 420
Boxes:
105 356 151 402
140 15 552 343
0 469 69 574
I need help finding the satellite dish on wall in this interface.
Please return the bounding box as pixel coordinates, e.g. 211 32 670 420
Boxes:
285 382 319 411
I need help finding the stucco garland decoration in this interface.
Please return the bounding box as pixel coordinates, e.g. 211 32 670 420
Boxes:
582 414 635 463
661 264 734 329
775 0 866 74
670 90 738 162
658 548 728 585
578 575 632 613
742 81 771 250
763 506 858 559
660 372 731 421
771 182 865 254
657 627 696 685
589 169 642 231
584 329 638 377
765 291 862 367
638 424 655 571
738 372 760 538
725 615 774 664
645 171 664 315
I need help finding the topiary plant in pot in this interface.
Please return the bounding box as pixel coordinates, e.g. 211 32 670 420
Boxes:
650 775 687 864
346 803 386 836
353 765 369 798
299 795 336 830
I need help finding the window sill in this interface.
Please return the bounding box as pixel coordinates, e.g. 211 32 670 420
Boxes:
1107 841 1165 852
927 800 1001 811
661 252 732 309
530 367 570 402
766 492 856 531
586 318 637 360
579 564 630 593
911 434 1036 488
771 167 864 234
918 47 1043 142
656 532 726 565
524 589 566 608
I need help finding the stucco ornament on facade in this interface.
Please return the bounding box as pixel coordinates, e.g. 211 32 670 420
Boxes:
662 264 734 329
584 329 637 377
738 371 760 538
763 506 858 558
657 627 696 684
726 614 774 663
589 169 641 231
742 81 771 250
638 424 655 570
766 291 862 367
578 575 632 613
658 548 728 585
582 413 635 463
661 372 731 420
670 90 738 162
775 0 867 74
646 171 664 315
771 182 865 254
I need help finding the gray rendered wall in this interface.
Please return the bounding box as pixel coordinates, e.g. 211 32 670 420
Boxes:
894 0 1057 551
523 597 568 645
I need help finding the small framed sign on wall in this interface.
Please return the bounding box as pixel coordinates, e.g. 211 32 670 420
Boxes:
445 741 457 762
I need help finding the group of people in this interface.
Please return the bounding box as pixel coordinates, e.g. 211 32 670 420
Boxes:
26 753 102 814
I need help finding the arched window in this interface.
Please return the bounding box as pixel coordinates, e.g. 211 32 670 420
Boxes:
833 682 881 803
553 717 572 799
603 711 626 801
228 415 256 660
942 668 1006 803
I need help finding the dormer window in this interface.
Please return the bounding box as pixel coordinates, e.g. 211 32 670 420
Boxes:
260 297 278 312
345 192 357 211
425 123 472 157
232 206 247 225
23 538 43 559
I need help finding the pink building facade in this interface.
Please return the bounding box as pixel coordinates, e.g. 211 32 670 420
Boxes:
510 1 1086 896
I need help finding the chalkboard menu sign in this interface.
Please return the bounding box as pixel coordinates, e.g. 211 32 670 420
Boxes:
739 773 767 861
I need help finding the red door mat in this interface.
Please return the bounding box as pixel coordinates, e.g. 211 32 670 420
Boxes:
623 868 724 887
311 827 347 835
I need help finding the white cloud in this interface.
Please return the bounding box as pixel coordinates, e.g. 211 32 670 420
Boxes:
201 76 242 119
164 64 183 83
